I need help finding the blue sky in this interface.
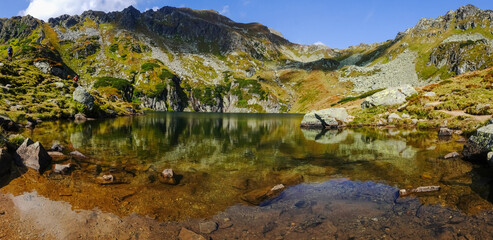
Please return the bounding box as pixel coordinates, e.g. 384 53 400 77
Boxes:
1 0 492 49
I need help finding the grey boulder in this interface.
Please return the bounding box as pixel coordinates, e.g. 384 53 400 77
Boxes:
463 124 493 162
15 138 52 172
73 86 94 110
361 85 417 109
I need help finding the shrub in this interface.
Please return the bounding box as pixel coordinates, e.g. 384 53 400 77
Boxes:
141 62 160 72
159 69 175 80
109 43 119 52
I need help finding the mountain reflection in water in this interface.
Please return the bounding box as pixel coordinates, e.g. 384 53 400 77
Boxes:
8 112 491 221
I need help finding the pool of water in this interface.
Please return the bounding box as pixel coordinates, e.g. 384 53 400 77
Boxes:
4 112 493 223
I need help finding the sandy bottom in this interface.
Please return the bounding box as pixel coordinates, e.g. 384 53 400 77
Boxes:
1 179 493 240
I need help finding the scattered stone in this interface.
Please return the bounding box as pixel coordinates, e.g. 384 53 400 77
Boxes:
241 184 285 205
220 218 233 229
438 128 453 137
0 149 12 178
300 108 351 129
199 221 218 234
388 113 402 123
54 82 66 88
361 85 417 109
399 186 440 196
454 130 463 135
179 227 206 240
463 124 493 162
159 168 177 185
70 151 87 159
53 163 72 174
50 143 65 152
401 113 410 118
423 92 436 97
14 138 52 172
444 152 460 159
74 113 87 121
96 174 115 185
73 86 94 110
411 118 418 124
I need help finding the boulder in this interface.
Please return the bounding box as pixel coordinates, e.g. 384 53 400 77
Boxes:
199 221 218 234
179 228 206 240
361 85 417 109
463 124 493 162
300 108 351 129
0 149 12 178
15 138 52 172
0 114 18 132
438 128 453 137
73 86 94 110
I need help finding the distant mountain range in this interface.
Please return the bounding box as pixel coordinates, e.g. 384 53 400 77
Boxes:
0 4 492 115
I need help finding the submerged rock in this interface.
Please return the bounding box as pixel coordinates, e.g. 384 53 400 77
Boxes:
463 124 493 162
241 184 285 205
300 108 351 129
361 85 417 109
14 138 52 172
199 221 218 234
0 149 12 178
179 227 206 240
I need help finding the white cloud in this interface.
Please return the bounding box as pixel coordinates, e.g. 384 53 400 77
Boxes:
20 0 138 21
219 5 230 15
313 41 326 46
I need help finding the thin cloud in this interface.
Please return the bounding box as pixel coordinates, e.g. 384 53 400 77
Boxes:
20 0 138 21
313 41 326 46
219 5 230 15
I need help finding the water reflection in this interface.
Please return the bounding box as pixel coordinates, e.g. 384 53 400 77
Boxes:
8 112 490 220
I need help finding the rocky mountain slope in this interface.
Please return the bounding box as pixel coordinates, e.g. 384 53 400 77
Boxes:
0 4 492 119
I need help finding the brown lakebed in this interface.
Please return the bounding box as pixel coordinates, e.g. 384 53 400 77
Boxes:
1 112 493 238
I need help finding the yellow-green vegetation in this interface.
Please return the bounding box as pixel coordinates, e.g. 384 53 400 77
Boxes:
348 67 493 133
0 60 77 122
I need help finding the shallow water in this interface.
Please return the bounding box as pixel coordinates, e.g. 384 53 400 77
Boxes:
2 112 493 237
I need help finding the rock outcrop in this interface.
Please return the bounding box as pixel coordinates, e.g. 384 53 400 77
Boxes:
361 85 417 109
300 108 352 129
462 124 493 162
15 138 52 172
0 114 18 131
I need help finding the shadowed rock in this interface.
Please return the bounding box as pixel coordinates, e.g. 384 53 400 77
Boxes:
463 124 493 162
0 149 12 177
14 138 52 173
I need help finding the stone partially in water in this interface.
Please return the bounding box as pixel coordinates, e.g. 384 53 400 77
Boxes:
300 108 351 129
438 128 453 137
179 227 206 240
53 163 72 174
70 151 87 159
14 138 52 172
50 143 65 152
73 86 94 110
199 221 218 234
159 169 177 185
463 124 493 162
